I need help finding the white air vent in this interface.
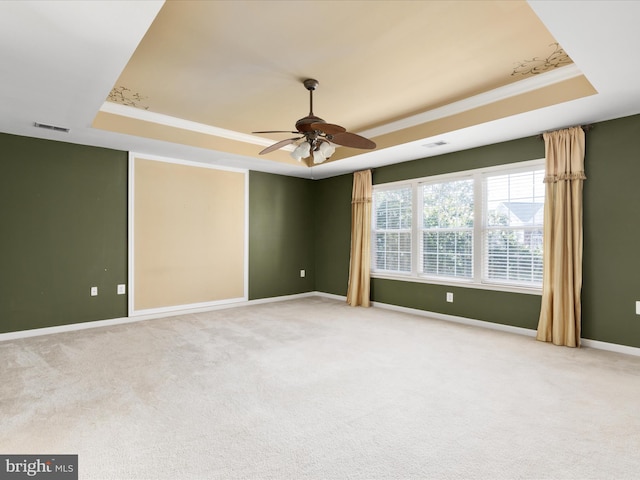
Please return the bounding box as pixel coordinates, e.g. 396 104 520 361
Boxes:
34 122 70 133
423 140 448 148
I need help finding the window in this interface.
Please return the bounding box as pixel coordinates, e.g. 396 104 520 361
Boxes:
421 178 474 279
371 160 545 292
484 169 545 286
372 186 412 273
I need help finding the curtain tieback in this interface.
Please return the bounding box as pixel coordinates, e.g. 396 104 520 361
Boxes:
543 172 587 183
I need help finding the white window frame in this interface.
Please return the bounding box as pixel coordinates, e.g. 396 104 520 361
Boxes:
371 184 413 275
419 175 475 281
371 159 545 295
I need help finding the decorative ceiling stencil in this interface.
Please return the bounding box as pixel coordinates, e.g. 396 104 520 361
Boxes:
108 86 149 110
511 43 572 76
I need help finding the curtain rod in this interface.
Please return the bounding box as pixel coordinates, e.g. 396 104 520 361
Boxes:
537 124 593 140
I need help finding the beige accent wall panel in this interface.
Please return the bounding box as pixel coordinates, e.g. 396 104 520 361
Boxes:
132 156 246 312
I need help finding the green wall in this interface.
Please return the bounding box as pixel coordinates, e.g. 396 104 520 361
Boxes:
315 114 640 348
314 174 352 296
0 139 317 334
370 279 542 330
373 136 543 184
4 113 640 348
0 133 128 333
582 115 640 346
249 171 315 299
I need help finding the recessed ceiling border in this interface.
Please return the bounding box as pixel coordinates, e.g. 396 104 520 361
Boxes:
99 102 292 150
359 63 584 138
99 63 584 159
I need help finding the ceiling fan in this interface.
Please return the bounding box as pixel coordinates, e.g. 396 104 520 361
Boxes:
253 79 376 165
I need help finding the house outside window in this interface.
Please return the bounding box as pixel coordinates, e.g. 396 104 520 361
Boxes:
484 168 545 286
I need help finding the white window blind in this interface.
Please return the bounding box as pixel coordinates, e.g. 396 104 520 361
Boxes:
483 168 545 286
371 159 545 293
421 178 474 279
372 186 412 273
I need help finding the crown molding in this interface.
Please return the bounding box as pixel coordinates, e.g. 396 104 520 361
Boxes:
99 101 292 149
359 64 584 138
99 64 583 151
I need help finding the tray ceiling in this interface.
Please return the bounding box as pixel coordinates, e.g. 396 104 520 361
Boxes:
3 1 640 179
93 0 593 169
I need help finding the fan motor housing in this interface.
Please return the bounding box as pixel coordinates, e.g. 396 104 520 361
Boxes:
295 115 325 132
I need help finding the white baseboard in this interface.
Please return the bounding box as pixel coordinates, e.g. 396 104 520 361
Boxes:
0 315 140 342
371 301 537 338
371 300 640 357
3 293 640 358
0 291 320 342
580 338 640 357
130 296 248 318
244 291 318 305
313 291 348 302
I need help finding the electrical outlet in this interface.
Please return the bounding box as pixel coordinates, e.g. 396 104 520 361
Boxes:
117 284 126 295
636 301 640 315
446 292 453 303
300 269 306 278
90 286 98 296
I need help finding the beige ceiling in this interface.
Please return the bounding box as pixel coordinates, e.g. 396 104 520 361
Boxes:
92 0 595 169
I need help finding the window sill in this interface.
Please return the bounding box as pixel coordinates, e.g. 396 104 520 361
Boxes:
370 272 542 296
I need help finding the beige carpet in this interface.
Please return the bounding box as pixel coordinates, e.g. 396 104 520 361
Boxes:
2 296 640 479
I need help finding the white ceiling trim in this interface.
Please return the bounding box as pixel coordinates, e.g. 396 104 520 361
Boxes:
100 63 583 157
99 102 293 150
360 63 584 138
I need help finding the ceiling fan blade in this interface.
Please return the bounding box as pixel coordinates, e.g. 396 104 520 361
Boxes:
259 137 300 155
310 122 346 135
253 130 299 134
329 132 376 150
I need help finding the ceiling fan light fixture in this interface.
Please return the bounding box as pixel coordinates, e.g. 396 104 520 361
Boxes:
312 148 325 164
291 141 311 162
319 141 335 158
